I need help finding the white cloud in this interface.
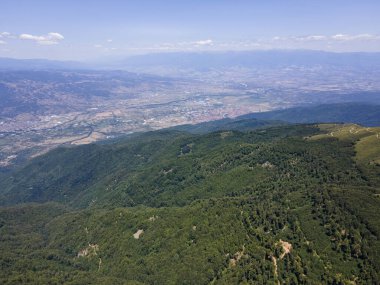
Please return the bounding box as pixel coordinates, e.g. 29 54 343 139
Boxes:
48 32 64 41
331 34 351 40
0 32 15 39
107 39 113 43
331 33 380 41
270 34 380 45
90 33 380 55
19 32 64 45
265 33 380 52
0 40 6 45
146 33 380 53
19 34 45 41
194 39 213 46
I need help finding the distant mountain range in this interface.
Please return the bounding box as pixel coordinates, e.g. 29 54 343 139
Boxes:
0 57 86 70
115 50 380 71
2 50 380 71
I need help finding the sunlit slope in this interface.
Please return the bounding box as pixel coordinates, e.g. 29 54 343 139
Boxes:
310 124 380 184
356 129 380 165
308 124 380 273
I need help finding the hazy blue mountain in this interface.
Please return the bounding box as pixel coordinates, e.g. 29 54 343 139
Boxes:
115 50 380 71
0 57 86 70
3 51 380 72
239 102 380 126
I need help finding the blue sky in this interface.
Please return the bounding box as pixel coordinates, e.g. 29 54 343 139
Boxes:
1 0 380 60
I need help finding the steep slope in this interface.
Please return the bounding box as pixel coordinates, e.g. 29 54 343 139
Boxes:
0 125 321 208
0 130 190 206
0 123 379 284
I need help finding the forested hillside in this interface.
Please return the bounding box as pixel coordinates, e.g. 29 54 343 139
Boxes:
0 123 379 284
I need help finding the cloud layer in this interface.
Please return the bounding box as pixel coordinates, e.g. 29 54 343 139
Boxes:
123 33 380 54
274 34 380 43
1 31 380 60
19 32 64 45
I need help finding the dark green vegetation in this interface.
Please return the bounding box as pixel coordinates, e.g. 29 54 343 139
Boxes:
0 122 380 284
169 118 285 134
